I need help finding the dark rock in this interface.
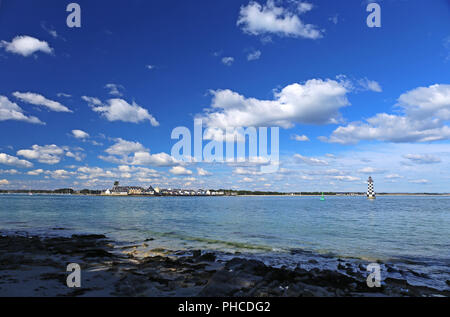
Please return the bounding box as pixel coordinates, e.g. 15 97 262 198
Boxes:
198 253 216 262
71 234 106 240
82 249 113 258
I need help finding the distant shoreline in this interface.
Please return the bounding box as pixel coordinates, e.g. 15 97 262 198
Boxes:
0 192 449 197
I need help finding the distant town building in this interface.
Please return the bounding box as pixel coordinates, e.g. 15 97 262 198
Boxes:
102 181 225 197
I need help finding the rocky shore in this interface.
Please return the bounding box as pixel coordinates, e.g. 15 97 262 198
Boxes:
0 233 448 297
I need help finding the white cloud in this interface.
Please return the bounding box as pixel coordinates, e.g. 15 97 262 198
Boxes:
65 151 85 162
331 175 361 182
198 79 350 129
323 84 450 144
237 0 322 39
329 14 339 25
0 179 9 185
105 83 124 97
50 169 74 179
101 138 178 167
234 167 264 176
197 168 212 176
105 138 146 156
84 97 159 126
0 169 19 175
359 78 382 92
0 95 44 124
27 169 44 176
385 174 403 179
222 57 234 66
40 22 60 39
72 130 90 139
146 65 156 70
357 167 385 174
17 145 82 165
0 35 53 57
0 153 33 168
131 152 178 166
292 134 310 142
81 96 103 106
13 92 72 113
398 84 450 120
403 154 441 164
297 2 313 14
170 166 193 175
294 154 328 166
247 50 261 61
409 179 430 184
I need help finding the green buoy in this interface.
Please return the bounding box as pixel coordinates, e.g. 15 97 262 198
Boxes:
320 193 325 201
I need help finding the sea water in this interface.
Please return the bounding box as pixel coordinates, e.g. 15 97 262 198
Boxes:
1 194 449 290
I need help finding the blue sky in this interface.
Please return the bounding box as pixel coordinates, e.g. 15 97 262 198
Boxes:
0 0 449 192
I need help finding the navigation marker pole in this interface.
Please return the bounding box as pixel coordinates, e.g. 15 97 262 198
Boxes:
367 177 376 200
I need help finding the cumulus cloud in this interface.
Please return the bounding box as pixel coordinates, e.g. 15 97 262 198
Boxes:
72 130 90 139
403 154 441 164
197 168 212 176
0 169 19 175
359 78 382 92
83 97 159 126
323 84 450 144
0 179 9 185
131 152 178 166
294 154 328 166
297 2 313 14
0 35 53 57
13 92 72 112
81 96 102 106
409 179 429 184
170 166 193 175
292 134 310 142
357 167 385 174
331 175 360 182
0 96 44 124
17 145 83 165
329 14 339 25
105 138 146 156
101 138 178 167
247 50 261 61
385 174 403 179
237 0 322 39
198 79 349 129
0 153 33 168
398 84 450 120
105 83 124 97
221 57 234 66
27 169 44 176
50 169 74 179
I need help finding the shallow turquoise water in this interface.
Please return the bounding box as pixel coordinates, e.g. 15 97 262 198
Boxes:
1 194 448 262
2 194 449 289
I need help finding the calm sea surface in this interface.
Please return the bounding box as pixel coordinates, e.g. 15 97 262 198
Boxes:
1 194 449 289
